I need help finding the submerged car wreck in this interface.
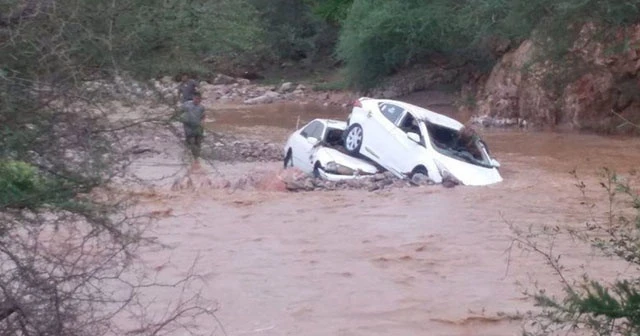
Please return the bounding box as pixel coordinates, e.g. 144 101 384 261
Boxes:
283 119 380 181
283 98 503 186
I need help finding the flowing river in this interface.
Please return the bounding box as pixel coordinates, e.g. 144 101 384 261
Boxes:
135 92 640 336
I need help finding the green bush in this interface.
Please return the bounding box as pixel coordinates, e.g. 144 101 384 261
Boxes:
310 0 354 24
0 160 43 208
250 0 336 64
337 0 464 89
336 0 640 89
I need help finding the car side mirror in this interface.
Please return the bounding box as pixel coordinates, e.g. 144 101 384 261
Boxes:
490 158 501 168
307 137 319 145
407 132 420 143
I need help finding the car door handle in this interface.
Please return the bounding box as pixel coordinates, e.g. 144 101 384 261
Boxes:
367 111 372 118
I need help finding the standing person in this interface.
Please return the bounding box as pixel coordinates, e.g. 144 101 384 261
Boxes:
180 92 206 161
177 73 198 104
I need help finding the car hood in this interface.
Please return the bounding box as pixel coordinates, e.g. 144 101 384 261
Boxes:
314 147 379 175
434 155 503 186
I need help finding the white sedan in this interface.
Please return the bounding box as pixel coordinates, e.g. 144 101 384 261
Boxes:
343 97 503 186
283 118 380 181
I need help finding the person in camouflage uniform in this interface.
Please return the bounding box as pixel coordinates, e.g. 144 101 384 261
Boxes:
177 73 198 104
180 92 205 160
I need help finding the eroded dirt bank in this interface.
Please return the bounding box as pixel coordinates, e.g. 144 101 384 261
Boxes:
122 93 640 336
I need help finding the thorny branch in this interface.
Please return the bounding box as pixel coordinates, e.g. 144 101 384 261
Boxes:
504 167 640 336
1 10 222 335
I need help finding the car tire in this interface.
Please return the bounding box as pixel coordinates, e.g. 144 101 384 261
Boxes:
344 124 363 155
313 162 321 178
411 166 428 177
284 149 293 168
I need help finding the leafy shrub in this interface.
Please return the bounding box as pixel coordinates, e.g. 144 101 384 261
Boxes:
250 0 336 64
336 0 640 89
311 0 354 24
0 160 43 208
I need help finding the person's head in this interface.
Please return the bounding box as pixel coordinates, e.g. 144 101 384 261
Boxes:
192 92 202 105
181 73 189 82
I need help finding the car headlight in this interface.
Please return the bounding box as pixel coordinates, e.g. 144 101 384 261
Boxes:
326 161 356 175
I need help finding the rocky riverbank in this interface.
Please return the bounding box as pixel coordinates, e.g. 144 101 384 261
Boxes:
153 74 357 108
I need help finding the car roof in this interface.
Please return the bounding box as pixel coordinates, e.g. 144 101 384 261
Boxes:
308 118 347 130
365 98 464 130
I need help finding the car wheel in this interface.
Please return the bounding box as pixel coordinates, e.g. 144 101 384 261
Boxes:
313 162 321 178
411 166 428 177
344 124 363 154
283 149 293 168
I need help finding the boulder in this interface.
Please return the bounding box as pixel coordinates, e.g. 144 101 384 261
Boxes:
410 173 431 186
278 82 295 93
210 178 232 189
213 74 236 85
243 91 281 105
160 76 174 84
236 78 251 85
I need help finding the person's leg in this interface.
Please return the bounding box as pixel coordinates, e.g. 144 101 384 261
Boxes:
185 136 195 157
193 134 203 159
183 124 197 160
193 124 204 159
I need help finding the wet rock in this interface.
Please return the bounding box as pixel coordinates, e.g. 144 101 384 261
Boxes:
231 177 249 191
410 173 431 186
345 179 365 188
278 168 310 191
296 84 307 91
243 91 281 105
253 172 288 192
442 180 458 189
367 183 381 192
210 178 231 189
372 173 386 182
278 82 295 93
303 178 315 190
161 76 174 84
383 171 396 179
378 178 394 187
213 74 236 85
236 78 251 85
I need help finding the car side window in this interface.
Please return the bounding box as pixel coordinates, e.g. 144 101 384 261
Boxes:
300 121 324 140
378 103 405 124
399 113 421 136
300 121 318 137
309 123 325 140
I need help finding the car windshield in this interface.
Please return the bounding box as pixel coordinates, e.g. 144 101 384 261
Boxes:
424 122 492 167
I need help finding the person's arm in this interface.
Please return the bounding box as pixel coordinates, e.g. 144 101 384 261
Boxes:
172 103 185 121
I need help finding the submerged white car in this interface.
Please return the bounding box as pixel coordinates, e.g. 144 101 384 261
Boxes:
343 97 502 186
283 118 380 181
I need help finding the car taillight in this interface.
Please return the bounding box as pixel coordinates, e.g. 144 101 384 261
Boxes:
352 99 362 108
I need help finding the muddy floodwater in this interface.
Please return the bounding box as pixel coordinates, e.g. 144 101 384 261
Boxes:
137 95 640 336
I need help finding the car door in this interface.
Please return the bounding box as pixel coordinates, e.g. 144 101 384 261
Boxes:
387 112 427 173
293 120 324 172
361 102 408 172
